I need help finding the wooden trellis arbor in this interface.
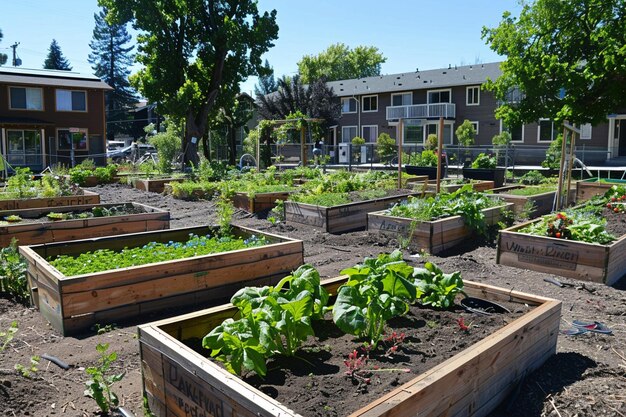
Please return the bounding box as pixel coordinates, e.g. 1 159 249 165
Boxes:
255 118 324 170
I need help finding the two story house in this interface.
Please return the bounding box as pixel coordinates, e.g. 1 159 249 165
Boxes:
0 67 112 171
327 62 620 165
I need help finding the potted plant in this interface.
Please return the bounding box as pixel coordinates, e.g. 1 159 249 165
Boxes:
463 152 506 187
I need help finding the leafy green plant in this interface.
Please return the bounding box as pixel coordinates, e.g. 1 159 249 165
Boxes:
84 343 125 415
15 356 40 378
519 170 548 185
403 149 438 167
541 135 563 169
216 194 235 236
506 185 555 196
333 250 417 348
269 199 285 222
203 265 329 376
4 168 37 199
49 233 267 276
0 239 29 303
4 215 22 223
376 133 396 164
425 133 438 150
471 153 497 169
520 209 615 244
148 120 183 174
0 321 18 351
456 120 476 147
412 262 464 308
47 212 67 221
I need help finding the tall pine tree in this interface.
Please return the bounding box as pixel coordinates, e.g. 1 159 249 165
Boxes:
88 7 137 140
254 60 277 96
43 39 72 70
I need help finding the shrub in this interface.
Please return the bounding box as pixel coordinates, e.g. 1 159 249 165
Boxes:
376 133 396 163
471 153 497 169
519 170 547 185
351 136 365 146
455 120 476 146
541 134 563 169
149 121 182 174
403 149 438 167
425 134 438 150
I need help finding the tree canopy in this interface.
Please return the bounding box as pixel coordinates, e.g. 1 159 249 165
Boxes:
482 0 626 126
43 39 72 70
297 43 386 83
89 7 138 140
0 29 8 66
254 59 277 97
256 74 340 128
99 0 278 166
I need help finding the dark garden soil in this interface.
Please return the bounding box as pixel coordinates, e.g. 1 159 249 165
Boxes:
0 204 147 225
0 181 625 417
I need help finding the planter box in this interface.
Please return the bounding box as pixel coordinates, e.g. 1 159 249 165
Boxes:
404 165 439 180
463 167 506 188
497 220 626 286
231 191 293 213
19 225 304 335
488 186 576 217
0 190 100 211
368 204 513 254
132 177 185 194
285 192 417 234
138 276 561 417
576 178 626 203
424 179 495 194
0 202 169 247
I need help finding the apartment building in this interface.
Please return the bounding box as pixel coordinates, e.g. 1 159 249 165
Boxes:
327 62 622 164
0 67 112 171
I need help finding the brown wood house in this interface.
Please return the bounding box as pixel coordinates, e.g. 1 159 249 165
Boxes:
0 67 112 171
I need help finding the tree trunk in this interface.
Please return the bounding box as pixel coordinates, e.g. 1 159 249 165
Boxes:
228 125 237 166
202 134 211 161
183 116 202 168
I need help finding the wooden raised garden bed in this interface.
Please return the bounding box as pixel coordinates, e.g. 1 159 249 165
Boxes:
231 191 293 213
404 165 439 180
497 219 626 286
132 177 186 194
576 178 626 202
138 275 561 417
284 192 417 233
0 190 99 211
368 203 513 254
488 186 576 217
0 202 169 247
19 225 304 335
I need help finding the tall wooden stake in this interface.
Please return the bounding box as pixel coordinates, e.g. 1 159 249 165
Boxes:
398 118 403 189
436 117 444 194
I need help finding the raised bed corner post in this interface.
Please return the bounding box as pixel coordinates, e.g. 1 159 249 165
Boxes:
300 122 307 167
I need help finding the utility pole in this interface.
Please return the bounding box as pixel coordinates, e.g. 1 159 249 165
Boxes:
10 42 21 67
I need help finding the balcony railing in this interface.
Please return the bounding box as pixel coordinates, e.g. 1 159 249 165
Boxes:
386 103 456 120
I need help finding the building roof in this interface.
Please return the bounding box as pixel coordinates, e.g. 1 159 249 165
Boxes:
326 62 502 97
0 67 112 90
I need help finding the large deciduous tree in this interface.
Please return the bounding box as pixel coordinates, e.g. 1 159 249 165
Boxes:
89 7 138 141
0 29 8 66
297 43 386 83
43 39 72 70
99 0 278 167
482 0 626 126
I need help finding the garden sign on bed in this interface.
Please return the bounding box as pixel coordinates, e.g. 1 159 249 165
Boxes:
138 251 561 417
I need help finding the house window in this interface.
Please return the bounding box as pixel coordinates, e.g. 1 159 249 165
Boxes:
341 126 357 143
580 123 592 140
427 89 451 104
391 92 412 106
362 95 378 112
56 89 87 112
426 123 453 144
362 125 378 143
470 121 479 135
9 87 43 110
501 121 524 142
403 124 424 144
6 129 42 166
58 129 89 150
466 86 480 106
341 97 357 113
538 119 559 142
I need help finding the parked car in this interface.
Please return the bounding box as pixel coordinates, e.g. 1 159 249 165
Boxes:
107 143 156 161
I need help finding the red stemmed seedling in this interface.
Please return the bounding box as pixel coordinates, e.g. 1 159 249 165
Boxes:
383 331 406 357
457 316 472 333
344 349 371 384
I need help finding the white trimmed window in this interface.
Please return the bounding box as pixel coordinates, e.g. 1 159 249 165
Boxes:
470 121 479 135
391 92 412 106
501 121 524 142
9 87 43 110
466 86 480 106
56 89 87 112
538 119 559 142
341 97 357 113
403 121 424 144
6 129 42 165
362 125 378 143
341 126 357 143
362 95 378 112
427 89 451 104
580 123 592 140
426 122 454 144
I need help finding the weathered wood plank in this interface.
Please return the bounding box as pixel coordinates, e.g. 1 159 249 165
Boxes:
576 179 622 202
0 191 99 211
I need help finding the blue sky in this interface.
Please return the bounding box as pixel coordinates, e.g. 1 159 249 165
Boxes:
1 0 522 95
